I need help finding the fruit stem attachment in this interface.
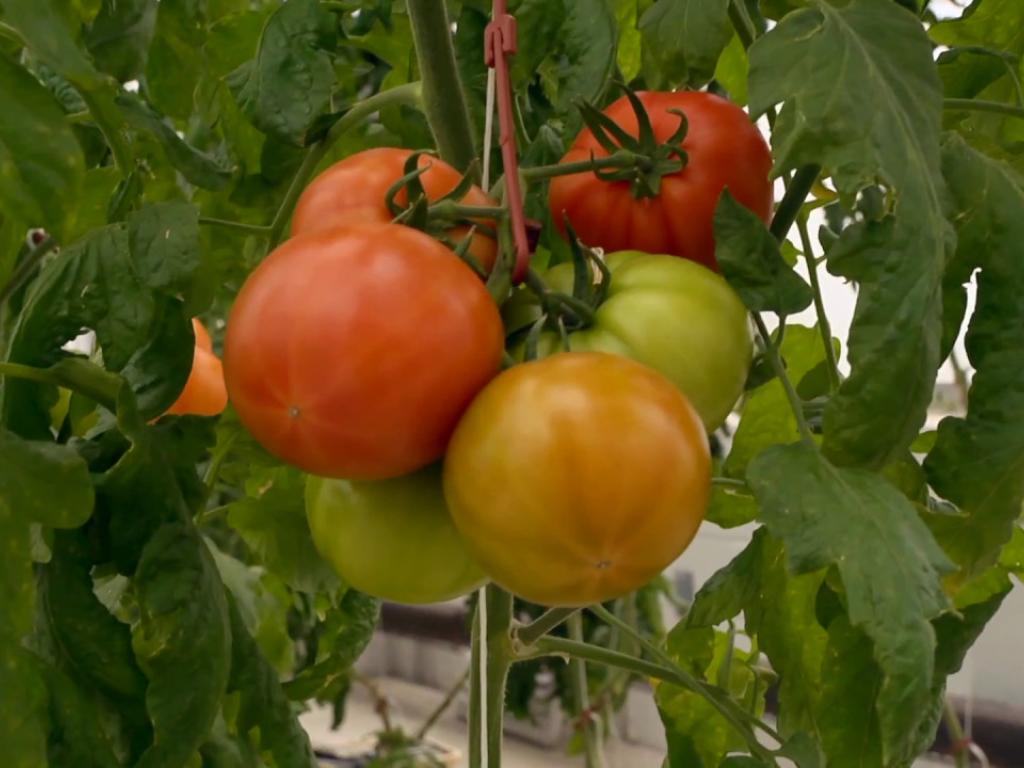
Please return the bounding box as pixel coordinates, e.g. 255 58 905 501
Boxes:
267 82 423 247
407 0 477 172
512 607 579 645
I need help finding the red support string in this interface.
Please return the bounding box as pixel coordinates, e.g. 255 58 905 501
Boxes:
485 0 531 284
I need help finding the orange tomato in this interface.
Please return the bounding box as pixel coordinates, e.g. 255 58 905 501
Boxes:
292 147 497 272
165 319 227 417
223 223 504 480
443 352 711 606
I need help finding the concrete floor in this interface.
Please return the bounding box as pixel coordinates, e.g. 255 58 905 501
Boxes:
302 675 956 768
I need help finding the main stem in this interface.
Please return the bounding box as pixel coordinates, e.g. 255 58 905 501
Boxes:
406 0 477 172
470 585 514 768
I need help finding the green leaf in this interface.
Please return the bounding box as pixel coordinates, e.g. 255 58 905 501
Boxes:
0 429 94 529
39 530 147 699
1 0 107 89
924 137 1024 574
814 618 882 768
208 542 293 673
132 522 231 768
226 466 339 594
283 589 380 702
0 53 85 238
119 297 194 417
657 629 762 768
0 647 49 768
724 324 825 478
715 190 813 315
65 166 121 243
551 0 617 110
227 0 337 146
126 202 202 294
748 0 951 468
689 530 827 738
225 596 318 768
84 0 158 82
510 0 567 88
614 0 642 82
639 0 731 90
747 443 953 764
145 0 205 119
117 95 233 190
714 34 748 106
40 663 122 768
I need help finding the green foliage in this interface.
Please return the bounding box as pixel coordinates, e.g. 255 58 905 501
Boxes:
1 1 1023 766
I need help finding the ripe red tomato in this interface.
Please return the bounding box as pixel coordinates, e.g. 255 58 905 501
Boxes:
292 147 497 272
443 352 710 607
548 91 773 270
165 319 227 417
306 467 486 604
224 223 504 480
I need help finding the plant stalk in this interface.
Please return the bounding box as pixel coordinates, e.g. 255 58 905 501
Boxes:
944 98 1024 119
198 217 271 235
568 613 605 768
770 165 820 241
796 214 841 392
752 313 815 445
470 585 514 768
416 665 470 742
0 236 58 309
406 0 477 172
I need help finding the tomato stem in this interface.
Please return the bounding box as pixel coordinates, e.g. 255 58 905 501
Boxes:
797 213 841 392
198 217 271 235
267 83 424 248
520 151 641 181
752 314 816 445
944 98 1024 119
513 607 579 645
769 164 820 241
0 234 58 309
0 361 119 413
728 0 759 49
427 201 507 220
415 664 470 742
407 0 477 173
524 635 781 763
568 613 605 768
469 585 514 768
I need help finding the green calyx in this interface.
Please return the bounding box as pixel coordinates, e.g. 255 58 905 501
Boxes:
577 84 689 199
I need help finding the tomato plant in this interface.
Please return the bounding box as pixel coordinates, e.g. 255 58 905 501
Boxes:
292 147 498 271
506 251 752 431
224 222 504 479
307 467 485 604
2 1 1023 768
548 91 773 271
444 352 710 606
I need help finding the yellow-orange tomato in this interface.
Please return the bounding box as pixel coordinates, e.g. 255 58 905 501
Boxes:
223 223 504 480
165 319 227 417
292 147 497 272
443 352 710 607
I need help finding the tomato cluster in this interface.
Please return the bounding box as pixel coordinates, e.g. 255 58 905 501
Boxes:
221 94 768 607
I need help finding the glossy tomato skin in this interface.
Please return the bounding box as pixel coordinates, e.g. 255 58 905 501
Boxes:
165 319 228 417
444 352 710 607
292 147 497 272
509 252 752 431
549 92 773 270
224 223 504 479
306 466 486 604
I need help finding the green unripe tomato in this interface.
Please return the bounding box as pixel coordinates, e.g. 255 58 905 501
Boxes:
506 251 752 431
306 466 486 604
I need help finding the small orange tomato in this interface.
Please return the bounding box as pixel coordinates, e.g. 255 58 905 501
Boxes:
443 352 711 607
165 320 228 417
291 147 497 272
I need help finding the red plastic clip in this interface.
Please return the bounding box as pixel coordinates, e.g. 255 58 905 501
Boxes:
484 0 531 284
